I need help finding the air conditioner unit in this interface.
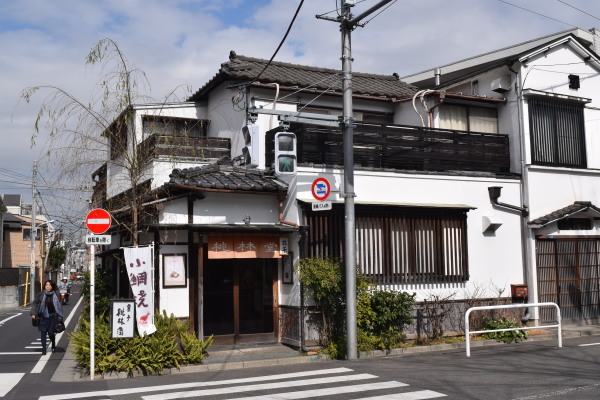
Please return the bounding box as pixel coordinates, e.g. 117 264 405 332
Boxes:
491 75 512 93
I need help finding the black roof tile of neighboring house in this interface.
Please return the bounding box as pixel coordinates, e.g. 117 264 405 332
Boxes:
169 158 288 194
188 51 418 102
529 201 600 227
2 194 21 207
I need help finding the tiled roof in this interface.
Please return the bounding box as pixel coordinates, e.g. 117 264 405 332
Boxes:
2 194 21 207
188 51 417 101
529 201 600 227
169 158 287 194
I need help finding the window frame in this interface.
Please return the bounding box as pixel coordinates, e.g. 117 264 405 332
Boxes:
528 96 587 169
302 204 470 284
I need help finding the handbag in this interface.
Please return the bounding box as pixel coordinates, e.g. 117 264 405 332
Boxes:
55 319 65 333
32 318 39 327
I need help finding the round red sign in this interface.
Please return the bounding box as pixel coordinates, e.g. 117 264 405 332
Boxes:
86 209 112 234
311 178 331 201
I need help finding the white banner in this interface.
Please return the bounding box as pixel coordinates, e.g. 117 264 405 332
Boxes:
123 246 157 336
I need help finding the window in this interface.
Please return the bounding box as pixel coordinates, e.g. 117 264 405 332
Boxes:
528 97 586 168
23 228 41 241
439 104 498 134
557 218 592 230
142 116 207 138
304 205 469 283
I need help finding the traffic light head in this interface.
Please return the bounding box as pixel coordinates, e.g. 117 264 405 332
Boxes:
274 132 296 175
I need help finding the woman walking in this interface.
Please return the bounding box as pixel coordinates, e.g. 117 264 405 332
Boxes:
30 280 64 355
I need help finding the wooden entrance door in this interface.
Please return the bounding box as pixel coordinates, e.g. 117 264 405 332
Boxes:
536 238 600 322
203 258 277 345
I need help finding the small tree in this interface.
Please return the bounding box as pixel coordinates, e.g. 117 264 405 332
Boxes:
22 38 189 245
47 246 67 272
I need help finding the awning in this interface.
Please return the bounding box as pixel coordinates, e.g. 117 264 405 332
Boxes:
529 201 600 229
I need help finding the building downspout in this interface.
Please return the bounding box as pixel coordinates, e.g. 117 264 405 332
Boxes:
508 60 536 322
278 193 298 228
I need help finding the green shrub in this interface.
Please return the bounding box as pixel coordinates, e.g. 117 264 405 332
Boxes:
298 257 415 357
482 317 528 344
69 311 213 377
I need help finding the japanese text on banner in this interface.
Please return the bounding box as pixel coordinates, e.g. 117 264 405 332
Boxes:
123 246 156 336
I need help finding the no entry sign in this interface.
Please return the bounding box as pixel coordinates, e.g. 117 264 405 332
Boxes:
311 177 331 201
86 209 112 234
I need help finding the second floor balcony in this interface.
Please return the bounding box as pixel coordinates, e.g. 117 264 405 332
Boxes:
268 122 511 175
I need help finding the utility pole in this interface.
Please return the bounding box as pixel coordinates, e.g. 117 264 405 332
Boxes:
318 0 393 360
30 160 37 303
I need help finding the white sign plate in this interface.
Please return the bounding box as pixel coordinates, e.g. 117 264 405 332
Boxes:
86 234 112 245
312 201 332 211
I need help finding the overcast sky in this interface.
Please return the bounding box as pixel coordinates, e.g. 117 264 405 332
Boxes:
2 0 600 229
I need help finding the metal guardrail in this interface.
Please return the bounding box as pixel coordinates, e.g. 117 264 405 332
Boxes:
465 302 562 357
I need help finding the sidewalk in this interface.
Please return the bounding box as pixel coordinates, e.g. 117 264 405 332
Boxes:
51 322 600 382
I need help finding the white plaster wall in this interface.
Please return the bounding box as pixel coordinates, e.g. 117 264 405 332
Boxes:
194 192 281 225
106 103 209 197
159 245 189 318
527 168 600 219
208 82 246 156
159 198 188 225
292 167 524 302
520 45 600 169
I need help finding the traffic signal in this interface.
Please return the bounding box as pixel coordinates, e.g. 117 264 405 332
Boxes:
274 132 296 175
242 125 260 168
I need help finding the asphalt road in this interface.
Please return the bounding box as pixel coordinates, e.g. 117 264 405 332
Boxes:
2 290 600 399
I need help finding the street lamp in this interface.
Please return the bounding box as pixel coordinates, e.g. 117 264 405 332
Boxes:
29 219 55 303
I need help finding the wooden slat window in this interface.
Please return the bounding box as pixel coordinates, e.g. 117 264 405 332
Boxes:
528 97 586 168
304 205 469 283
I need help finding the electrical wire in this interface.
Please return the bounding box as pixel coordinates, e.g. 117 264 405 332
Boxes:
252 0 305 82
497 0 578 28
557 0 600 22
362 0 398 26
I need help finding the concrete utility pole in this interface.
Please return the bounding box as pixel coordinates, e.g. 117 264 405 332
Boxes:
318 0 393 360
30 161 37 303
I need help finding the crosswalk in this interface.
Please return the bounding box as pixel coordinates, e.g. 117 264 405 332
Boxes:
38 367 446 400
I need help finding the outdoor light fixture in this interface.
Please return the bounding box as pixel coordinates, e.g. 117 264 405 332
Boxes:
488 186 528 217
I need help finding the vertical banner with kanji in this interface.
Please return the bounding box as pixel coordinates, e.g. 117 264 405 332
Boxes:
123 246 157 336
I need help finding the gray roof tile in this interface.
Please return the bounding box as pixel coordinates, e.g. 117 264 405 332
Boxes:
188 51 417 101
169 158 288 194
529 201 600 227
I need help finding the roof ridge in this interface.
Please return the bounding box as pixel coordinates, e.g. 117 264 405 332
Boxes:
229 51 400 81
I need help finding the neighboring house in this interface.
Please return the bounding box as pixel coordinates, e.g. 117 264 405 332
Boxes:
95 50 525 346
1 194 54 298
403 28 600 323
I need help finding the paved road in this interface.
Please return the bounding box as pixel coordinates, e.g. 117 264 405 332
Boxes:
3 289 600 400
3 330 600 399
0 283 83 398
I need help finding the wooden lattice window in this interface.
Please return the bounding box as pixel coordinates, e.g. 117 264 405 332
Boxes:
303 204 470 284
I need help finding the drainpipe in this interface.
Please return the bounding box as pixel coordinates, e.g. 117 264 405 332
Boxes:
435 68 441 86
508 60 535 322
278 193 298 228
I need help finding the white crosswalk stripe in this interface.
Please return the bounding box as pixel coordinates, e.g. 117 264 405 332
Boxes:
0 373 24 397
38 367 447 400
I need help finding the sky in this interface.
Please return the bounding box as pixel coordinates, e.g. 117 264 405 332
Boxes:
2 0 600 233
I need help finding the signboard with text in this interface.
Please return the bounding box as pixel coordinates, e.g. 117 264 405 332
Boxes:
110 300 135 338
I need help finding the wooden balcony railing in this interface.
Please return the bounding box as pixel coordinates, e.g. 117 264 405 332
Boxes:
269 123 511 174
139 134 231 161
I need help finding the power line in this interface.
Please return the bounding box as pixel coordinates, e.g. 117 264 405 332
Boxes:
557 0 600 21
362 0 398 26
252 0 305 82
497 0 578 28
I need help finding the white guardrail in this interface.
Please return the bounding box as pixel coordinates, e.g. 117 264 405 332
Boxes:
465 302 562 357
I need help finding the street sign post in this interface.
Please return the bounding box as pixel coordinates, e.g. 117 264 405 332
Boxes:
85 208 111 380
311 177 331 201
86 209 112 234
